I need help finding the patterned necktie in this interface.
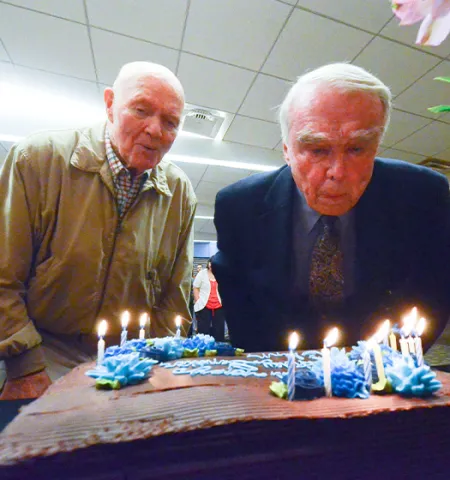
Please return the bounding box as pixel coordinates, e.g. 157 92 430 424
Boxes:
309 216 344 308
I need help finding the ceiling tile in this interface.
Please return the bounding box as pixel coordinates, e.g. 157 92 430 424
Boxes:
86 0 187 49
201 165 253 184
393 60 450 121
4 0 86 22
353 37 440 96
296 0 393 33
0 4 96 80
183 0 291 70
91 28 179 84
274 139 284 152
224 116 280 149
195 204 214 217
171 161 208 183
195 180 222 205
393 121 450 156
0 61 16 79
262 9 373 80
378 148 427 164
194 218 209 230
13 65 101 105
382 110 432 147
177 53 255 112
239 74 291 122
194 231 216 241
380 17 450 59
0 43 10 62
198 219 217 235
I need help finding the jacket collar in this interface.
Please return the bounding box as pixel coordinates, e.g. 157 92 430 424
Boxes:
70 123 172 197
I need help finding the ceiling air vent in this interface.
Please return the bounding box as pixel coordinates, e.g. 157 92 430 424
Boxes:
419 158 450 176
181 107 225 139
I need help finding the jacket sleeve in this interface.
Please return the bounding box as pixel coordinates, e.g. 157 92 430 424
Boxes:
212 188 260 350
153 188 196 337
0 145 45 378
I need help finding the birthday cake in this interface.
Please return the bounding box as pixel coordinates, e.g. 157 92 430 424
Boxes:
1 335 450 479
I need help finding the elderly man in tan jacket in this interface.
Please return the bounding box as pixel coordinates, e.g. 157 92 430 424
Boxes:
0 62 196 400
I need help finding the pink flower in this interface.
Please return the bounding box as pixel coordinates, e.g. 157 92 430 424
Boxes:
392 0 450 45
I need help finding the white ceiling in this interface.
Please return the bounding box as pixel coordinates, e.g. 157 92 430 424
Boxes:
1 0 450 241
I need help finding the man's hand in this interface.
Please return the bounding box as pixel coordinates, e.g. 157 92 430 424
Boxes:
0 370 52 400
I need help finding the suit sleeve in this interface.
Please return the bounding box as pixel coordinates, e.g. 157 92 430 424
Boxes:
0 145 45 379
412 172 450 351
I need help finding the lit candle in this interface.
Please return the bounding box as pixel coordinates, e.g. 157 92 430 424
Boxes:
120 310 130 347
399 315 411 356
389 330 397 351
362 344 373 389
139 313 148 340
414 317 426 367
287 332 300 401
370 337 387 386
175 315 182 339
97 320 107 366
407 307 418 355
380 319 390 346
322 327 339 398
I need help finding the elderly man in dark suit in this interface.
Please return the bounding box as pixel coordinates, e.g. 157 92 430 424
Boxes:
213 63 450 352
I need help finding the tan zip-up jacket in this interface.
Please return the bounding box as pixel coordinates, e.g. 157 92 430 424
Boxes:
0 123 196 378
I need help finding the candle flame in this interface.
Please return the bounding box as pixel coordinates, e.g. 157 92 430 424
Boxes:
121 310 130 329
288 332 300 351
416 317 426 336
324 327 339 348
98 319 107 337
139 313 148 329
175 315 182 328
410 306 418 324
375 319 390 343
402 314 412 337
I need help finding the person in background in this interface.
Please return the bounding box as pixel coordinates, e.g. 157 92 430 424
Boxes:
0 61 196 400
193 258 226 341
212 62 450 353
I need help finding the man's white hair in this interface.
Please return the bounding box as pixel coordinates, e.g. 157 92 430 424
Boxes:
278 63 392 144
113 61 184 101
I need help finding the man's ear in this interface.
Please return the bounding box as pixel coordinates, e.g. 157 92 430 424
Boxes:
283 142 291 165
104 88 114 123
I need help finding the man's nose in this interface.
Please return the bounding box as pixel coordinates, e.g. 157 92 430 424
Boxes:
145 116 163 138
327 153 346 180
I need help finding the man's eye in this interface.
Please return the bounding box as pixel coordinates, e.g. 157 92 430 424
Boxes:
312 148 329 156
348 147 364 154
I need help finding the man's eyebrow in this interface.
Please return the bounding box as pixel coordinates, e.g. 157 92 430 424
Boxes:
348 127 384 141
295 129 330 144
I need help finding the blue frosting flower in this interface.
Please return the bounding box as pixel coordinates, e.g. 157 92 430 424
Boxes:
310 347 369 399
86 353 157 388
386 355 442 397
282 367 324 400
104 339 148 359
140 336 185 362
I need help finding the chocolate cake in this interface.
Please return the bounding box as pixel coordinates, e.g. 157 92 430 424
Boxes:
1 355 450 479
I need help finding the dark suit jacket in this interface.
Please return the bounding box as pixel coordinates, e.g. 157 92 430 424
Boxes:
212 159 450 352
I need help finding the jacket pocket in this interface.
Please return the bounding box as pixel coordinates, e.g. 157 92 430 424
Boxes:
146 268 162 305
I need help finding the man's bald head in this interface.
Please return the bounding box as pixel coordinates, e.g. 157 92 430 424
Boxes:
112 62 184 102
104 62 185 175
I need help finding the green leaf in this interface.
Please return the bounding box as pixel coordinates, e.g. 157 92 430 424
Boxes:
428 105 450 113
434 76 450 84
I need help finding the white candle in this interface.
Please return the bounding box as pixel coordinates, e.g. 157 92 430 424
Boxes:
389 331 397 351
371 340 386 385
322 327 339 398
407 307 418 355
139 313 148 340
97 320 107 366
380 319 390 346
400 314 412 356
414 317 426 367
120 310 130 347
175 315 182 339
362 346 373 389
287 332 300 401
